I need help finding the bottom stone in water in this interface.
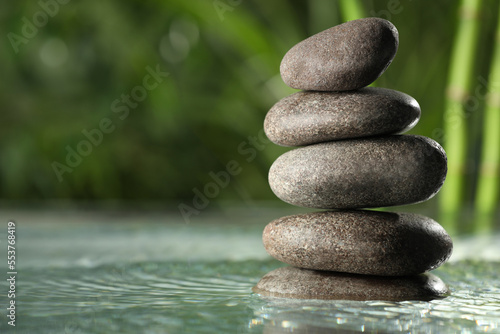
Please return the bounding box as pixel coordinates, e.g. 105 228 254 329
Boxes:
253 266 449 301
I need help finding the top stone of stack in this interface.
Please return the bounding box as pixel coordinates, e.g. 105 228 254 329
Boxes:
280 18 399 91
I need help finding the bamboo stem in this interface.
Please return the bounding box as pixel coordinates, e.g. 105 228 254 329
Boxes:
338 0 365 22
475 4 500 232
440 0 483 233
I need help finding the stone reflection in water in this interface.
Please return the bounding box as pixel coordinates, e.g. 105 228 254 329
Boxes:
249 296 408 333
262 322 377 334
253 266 449 301
251 267 449 334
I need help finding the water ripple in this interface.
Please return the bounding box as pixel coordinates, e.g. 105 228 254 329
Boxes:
250 261 500 333
9 260 500 334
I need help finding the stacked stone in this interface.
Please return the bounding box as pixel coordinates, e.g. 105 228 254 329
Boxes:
253 18 453 301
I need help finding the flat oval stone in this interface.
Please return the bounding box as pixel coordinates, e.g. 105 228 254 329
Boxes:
269 135 447 209
264 88 420 146
253 266 449 301
262 210 453 276
280 18 398 91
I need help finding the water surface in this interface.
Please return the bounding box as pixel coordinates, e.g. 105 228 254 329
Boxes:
1 210 499 333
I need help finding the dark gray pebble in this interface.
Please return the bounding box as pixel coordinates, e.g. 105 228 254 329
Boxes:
269 135 447 209
280 18 398 91
262 210 453 276
264 88 420 146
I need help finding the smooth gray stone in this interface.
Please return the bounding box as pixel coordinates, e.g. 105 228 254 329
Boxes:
253 266 449 301
269 135 447 209
264 88 420 146
262 210 453 276
280 18 398 91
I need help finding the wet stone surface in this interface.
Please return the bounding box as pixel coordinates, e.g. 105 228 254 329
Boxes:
252 266 449 301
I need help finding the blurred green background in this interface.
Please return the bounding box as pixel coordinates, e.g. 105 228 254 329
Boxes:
1 0 499 231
